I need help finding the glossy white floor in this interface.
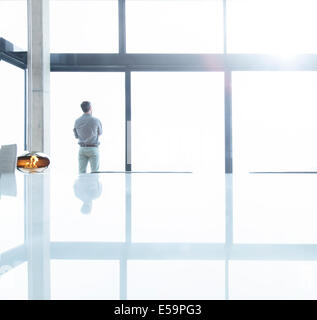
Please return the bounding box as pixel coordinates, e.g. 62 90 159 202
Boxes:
1 169 317 300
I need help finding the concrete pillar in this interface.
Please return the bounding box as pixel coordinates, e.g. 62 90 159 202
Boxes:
27 0 50 155
26 0 51 300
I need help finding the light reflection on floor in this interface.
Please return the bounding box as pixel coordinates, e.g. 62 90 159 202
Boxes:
1 170 317 300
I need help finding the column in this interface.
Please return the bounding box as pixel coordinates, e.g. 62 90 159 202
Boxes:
27 0 50 155
26 0 51 300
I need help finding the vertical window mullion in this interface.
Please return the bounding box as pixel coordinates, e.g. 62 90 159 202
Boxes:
119 0 126 54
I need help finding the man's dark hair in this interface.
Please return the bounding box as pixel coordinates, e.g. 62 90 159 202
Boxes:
81 101 91 113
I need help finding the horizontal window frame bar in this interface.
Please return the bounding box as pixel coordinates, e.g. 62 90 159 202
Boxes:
3 48 317 72
0 38 27 69
50 53 317 72
0 51 27 69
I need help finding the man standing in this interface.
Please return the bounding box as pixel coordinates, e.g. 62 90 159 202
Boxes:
73 101 103 174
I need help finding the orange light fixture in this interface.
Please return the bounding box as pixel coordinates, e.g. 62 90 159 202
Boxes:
17 152 50 173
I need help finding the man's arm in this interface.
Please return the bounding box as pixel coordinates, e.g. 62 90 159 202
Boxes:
73 127 78 139
98 120 103 136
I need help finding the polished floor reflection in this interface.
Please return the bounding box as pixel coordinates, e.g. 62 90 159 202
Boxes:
1 171 317 299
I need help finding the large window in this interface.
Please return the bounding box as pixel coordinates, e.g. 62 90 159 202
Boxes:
131 72 224 173
0 0 27 49
50 72 125 174
227 0 317 54
0 62 25 154
232 71 317 172
126 0 223 53
50 0 119 53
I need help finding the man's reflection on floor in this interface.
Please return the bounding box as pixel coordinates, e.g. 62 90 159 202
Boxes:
0 173 17 199
73 174 102 214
